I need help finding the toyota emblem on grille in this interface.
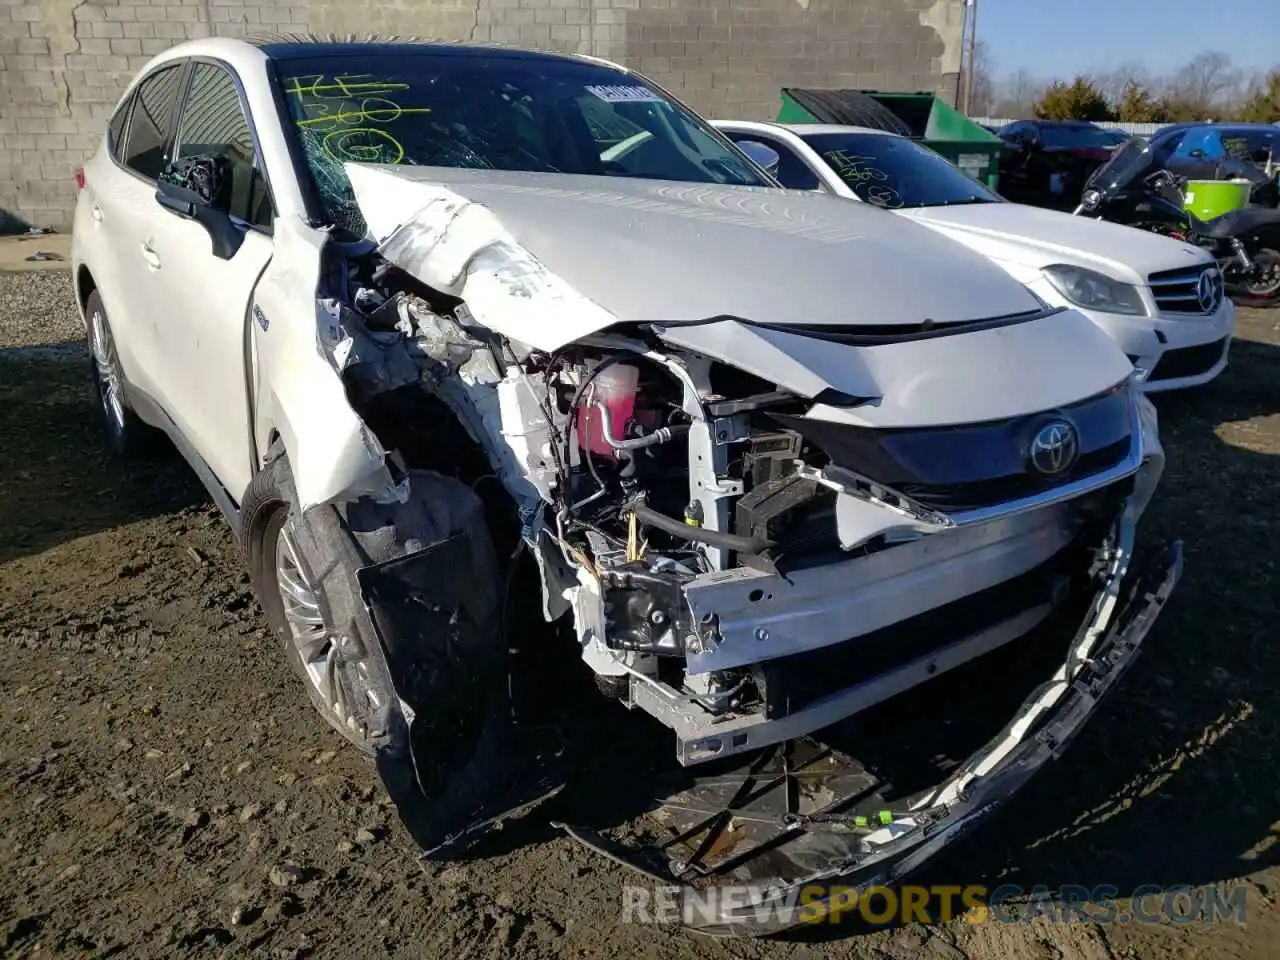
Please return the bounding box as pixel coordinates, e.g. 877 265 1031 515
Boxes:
1197 268 1223 313
1029 421 1079 476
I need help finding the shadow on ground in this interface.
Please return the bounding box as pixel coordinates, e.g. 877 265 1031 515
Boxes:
0 340 208 563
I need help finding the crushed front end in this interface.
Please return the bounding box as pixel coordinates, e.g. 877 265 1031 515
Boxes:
519 324 1180 935
287 164 1181 933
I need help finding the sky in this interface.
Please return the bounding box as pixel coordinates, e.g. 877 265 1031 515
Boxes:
978 0 1280 81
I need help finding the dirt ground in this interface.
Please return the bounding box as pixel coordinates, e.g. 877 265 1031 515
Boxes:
1 271 1278 959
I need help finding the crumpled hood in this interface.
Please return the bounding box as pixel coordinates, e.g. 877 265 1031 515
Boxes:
656 310 1134 427
897 202 1214 283
346 163 1043 352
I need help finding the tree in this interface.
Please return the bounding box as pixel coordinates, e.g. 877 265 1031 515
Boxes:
1116 81 1169 123
967 40 996 117
1237 70 1280 123
1168 51 1243 115
1095 62 1154 107
1034 77 1116 121
994 68 1038 118
1158 95 1212 123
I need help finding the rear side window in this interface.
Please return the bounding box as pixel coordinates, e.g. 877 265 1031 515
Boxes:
1174 129 1222 162
1224 130 1280 163
123 64 185 180
174 62 274 228
107 93 133 160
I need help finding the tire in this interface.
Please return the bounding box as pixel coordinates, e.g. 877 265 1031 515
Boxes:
84 291 163 458
1230 248 1280 307
240 448 398 755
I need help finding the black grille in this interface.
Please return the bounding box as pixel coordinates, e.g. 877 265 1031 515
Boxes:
1148 263 1221 315
896 437 1131 510
771 384 1134 514
1148 338 1228 381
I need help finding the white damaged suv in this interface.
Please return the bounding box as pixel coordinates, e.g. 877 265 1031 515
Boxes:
72 38 1182 935
715 120 1236 392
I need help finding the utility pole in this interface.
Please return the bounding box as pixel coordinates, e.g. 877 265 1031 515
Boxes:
962 0 979 116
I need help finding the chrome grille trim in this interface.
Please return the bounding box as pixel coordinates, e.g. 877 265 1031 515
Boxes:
1147 263 1223 316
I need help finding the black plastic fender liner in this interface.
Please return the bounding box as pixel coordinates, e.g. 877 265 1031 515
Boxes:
275 463 562 859
351 519 565 858
359 536 505 799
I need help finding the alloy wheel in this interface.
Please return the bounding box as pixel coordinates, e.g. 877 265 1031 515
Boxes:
89 309 126 434
274 525 382 736
1244 250 1280 299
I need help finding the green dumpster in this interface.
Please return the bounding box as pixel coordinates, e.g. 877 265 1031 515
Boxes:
777 88 1002 191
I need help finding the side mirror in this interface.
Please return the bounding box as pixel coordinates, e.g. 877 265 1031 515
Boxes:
155 155 244 261
736 140 781 179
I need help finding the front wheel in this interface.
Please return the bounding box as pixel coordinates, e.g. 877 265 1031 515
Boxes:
1230 248 1280 306
241 451 397 754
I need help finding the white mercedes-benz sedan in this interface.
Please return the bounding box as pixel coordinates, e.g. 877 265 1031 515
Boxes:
715 120 1236 393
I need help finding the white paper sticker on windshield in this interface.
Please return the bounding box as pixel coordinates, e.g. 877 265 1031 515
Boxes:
585 84 663 103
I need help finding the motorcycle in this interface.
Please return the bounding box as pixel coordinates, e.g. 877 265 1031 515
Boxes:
1073 137 1280 306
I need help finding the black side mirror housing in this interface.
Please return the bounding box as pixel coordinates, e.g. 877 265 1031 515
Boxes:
154 155 244 261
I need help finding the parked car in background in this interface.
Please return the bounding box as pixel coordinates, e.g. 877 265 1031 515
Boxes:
1147 123 1280 208
72 37 1182 936
714 120 1235 391
995 119 1123 207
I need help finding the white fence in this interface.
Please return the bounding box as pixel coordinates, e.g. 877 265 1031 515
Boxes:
971 117 1168 137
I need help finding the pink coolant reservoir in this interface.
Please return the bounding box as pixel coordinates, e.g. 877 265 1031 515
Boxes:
577 363 639 457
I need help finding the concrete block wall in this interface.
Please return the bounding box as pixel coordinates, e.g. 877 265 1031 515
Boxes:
0 0 964 230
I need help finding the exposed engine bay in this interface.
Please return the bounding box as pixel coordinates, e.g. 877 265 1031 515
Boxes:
310 253 1152 754
256 163 1183 931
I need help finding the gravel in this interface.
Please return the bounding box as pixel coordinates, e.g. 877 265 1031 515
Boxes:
0 271 82 352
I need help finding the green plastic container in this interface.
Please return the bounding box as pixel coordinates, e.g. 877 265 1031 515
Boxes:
1182 179 1253 222
777 88 1002 190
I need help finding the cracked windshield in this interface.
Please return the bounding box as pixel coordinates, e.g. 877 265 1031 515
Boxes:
274 55 766 234
800 131 1001 209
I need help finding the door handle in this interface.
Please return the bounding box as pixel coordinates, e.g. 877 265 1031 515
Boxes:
91 205 103 223
140 242 161 270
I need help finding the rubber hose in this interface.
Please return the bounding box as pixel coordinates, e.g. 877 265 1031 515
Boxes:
630 501 772 554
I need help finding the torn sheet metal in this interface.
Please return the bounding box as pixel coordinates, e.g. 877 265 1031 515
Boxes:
343 163 1049 352
345 164 618 353
250 216 403 510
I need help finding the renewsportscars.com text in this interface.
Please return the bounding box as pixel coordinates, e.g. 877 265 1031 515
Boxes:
621 882 1249 927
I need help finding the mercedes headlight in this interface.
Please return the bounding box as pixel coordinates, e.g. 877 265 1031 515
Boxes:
1043 264 1149 316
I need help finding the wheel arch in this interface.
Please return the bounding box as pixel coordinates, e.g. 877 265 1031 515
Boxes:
75 264 97 319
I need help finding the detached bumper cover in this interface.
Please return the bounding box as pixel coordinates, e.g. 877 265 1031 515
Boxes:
559 537 1182 937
